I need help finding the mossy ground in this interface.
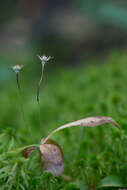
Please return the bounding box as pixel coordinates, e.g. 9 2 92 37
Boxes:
0 50 127 189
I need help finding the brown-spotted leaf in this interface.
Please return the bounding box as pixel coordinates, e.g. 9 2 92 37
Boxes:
42 116 120 144
40 139 64 177
22 146 35 158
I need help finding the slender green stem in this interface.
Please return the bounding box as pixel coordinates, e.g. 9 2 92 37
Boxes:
37 63 45 104
38 100 41 137
16 73 32 140
37 63 45 137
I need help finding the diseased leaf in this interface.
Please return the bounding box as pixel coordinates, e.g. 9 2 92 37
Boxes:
42 116 120 144
40 139 64 177
22 146 35 158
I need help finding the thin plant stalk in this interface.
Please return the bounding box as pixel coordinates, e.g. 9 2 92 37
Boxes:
16 73 32 139
36 55 51 139
37 63 45 137
37 63 45 104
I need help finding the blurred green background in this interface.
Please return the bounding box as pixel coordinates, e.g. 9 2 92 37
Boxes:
0 1 127 189
1 0 127 71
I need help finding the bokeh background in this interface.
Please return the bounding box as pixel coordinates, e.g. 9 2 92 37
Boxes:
1 0 127 71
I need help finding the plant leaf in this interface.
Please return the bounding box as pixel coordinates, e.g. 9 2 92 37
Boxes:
98 175 124 188
40 139 64 177
22 146 35 158
42 116 120 144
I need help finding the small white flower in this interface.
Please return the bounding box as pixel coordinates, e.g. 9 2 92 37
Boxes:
37 55 51 64
12 65 24 74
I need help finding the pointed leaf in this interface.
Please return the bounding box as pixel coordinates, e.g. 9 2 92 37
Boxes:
40 139 64 177
42 116 120 144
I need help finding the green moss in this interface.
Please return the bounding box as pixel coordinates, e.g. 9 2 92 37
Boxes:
0 50 127 189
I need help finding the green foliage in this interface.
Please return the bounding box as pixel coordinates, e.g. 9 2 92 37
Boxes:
98 175 124 188
0 50 127 189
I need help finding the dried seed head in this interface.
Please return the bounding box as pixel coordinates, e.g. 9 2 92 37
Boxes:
40 139 64 177
12 65 24 74
37 55 51 64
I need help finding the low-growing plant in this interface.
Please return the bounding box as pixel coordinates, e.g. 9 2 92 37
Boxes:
0 54 123 190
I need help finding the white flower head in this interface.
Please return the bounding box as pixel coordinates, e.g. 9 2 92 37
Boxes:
12 65 24 74
37 55 52 65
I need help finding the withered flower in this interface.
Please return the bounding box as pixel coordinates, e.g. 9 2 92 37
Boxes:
12 65 24 74
37 55 51 65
